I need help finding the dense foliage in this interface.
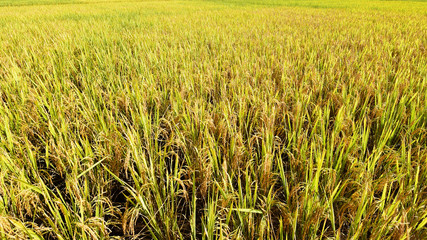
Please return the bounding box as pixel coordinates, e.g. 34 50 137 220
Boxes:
0 0 426 239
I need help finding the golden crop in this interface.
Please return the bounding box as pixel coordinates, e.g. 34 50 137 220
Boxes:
0 0 426 239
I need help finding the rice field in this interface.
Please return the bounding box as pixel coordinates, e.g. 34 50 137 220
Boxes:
0 0 426 239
